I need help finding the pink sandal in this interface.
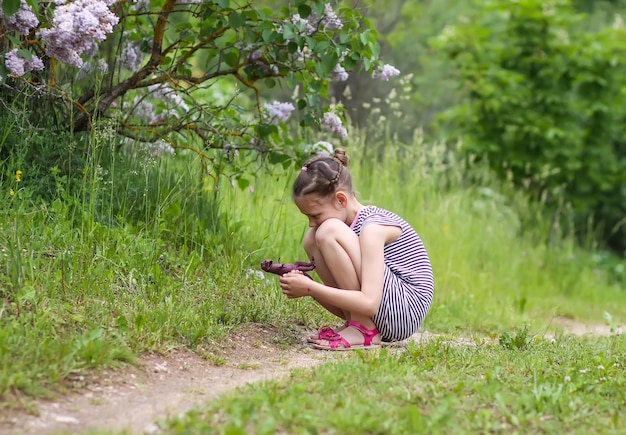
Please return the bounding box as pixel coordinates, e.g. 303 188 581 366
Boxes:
312 321 381 351
306 323 347 344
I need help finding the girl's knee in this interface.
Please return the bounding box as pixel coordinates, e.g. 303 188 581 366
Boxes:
314 218 350 245
302 228 317 253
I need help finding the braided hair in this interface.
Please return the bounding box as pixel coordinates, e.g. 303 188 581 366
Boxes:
293 148 353 198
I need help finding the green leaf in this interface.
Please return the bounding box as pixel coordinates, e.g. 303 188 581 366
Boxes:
320 53 339 75
265 78 276 88
0 61 7 83
262 29 275 44
216 0 229 8
224 49 240 68
297 99 307 110
283 23 296 40
268 151 290 165
297 4 312 18
301 113 316 127
287 41 299 54
17 49 33 62
2 0 20 17
229 11 246 28
236 177 250 190
257 123 278 138
25 0 38 13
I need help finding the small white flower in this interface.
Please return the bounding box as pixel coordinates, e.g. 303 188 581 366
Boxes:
564 375 571 383
579 369 589 374
597 365 605 370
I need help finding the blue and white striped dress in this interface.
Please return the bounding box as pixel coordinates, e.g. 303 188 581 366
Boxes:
350 205 434 342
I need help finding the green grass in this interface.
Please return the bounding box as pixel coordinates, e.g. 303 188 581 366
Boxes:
163 332 626 434
1 123 625 432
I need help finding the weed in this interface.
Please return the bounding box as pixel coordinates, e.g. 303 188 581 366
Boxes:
498 324 532 351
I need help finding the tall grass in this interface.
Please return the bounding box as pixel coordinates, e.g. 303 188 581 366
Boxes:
0 121 624 406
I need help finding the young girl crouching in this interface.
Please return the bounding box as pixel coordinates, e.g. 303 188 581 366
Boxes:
279 148 434 350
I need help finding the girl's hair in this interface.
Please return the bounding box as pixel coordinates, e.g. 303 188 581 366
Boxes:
293 148 353 198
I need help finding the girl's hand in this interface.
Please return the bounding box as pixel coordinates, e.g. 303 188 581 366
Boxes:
279 270 312 299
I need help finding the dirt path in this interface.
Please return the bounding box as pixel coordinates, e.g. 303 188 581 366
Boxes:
1 319 622 435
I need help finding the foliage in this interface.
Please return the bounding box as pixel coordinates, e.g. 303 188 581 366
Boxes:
434 0 626 253
0 0 393 187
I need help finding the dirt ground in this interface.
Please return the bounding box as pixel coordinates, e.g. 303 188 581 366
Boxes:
0 319 622 435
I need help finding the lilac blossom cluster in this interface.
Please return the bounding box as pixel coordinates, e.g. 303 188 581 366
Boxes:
130 97 160 124
76 58 109 79
37 0 119 68
264 101 295 123
290 14 316 35
5 49 44 77
148 84 189 114
311 141 334 156
130 0 149 12
128 84 189 124
372 64 401 81
320 3 343 30
321 112 347 138
119 39 144 71
0 0 39 35
331 63 348 82
289 3 343 36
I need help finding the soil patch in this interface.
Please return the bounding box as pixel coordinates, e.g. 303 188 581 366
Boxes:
0 324 342 435
551 316 624 336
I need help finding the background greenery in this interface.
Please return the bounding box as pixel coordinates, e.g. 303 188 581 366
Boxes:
1 0 625 432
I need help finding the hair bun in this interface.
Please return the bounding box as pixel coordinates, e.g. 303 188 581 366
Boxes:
333 148 349 167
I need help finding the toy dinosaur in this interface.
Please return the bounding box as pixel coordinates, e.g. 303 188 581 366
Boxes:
261 258 316 279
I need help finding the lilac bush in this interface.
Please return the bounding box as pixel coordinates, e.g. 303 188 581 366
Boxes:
0 0 399 184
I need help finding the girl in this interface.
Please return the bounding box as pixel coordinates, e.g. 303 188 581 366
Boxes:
279 148 434 350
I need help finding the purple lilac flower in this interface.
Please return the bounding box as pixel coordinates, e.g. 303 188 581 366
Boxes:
38 0 119 68
131 0 149 12
130 97 160 124
76 58 109 79
148 84 190 114
372 64 400 81
0 0 39 35
264 101 295 123
291 14 316 35
5 49 44 77
330 63 348 82
321 112 347 138
313 141 333 155
119 39 144 71
320 4 343 30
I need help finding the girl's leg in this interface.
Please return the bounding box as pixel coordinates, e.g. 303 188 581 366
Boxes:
303 218 361 318
305 219 380 346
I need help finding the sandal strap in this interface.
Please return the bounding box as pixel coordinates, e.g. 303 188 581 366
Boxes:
327 337 351 349
346 320 380 346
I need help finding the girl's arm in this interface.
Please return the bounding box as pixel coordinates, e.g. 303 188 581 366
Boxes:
280 224 401 317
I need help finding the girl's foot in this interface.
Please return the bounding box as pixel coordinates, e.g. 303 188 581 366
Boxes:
312 321 381 351
306 322 348 344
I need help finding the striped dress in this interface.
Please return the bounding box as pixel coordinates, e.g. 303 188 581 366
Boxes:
350 205 434 342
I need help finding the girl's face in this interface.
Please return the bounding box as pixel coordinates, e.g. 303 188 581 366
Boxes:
295 193 346 228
